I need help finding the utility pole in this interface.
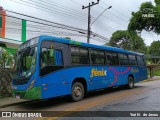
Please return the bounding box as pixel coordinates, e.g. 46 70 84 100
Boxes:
82 0 100 43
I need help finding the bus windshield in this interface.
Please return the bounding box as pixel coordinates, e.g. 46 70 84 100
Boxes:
14 46 37 79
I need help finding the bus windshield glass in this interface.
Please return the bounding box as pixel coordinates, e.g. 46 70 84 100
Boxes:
14 46 37 79
13 37 39 79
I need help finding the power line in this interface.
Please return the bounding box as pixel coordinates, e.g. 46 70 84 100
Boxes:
6 0 110 42
6 26 88 38
94 21 115 33
19 0 87 21
70 0 83 6
101 1 129 19
85 3 127 28
4 13 86 33
7 27 86 37
5 10 87 32
29 0 88 18
9 0 87 22
97 5 128 24
46 0 88 16
2 12 109 42
91 6 112 25
8 19 109 42
7 21 89 39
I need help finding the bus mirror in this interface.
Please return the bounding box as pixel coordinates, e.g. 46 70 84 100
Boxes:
49 49 54 57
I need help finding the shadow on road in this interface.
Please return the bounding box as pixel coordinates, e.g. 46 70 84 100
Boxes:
16 85 145 110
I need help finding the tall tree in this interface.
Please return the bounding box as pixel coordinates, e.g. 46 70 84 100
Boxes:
155 0 160 5
149 40 160 56
108 30 147 53
128 1 160 34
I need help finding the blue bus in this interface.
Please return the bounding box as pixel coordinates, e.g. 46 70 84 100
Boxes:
12 35 148 101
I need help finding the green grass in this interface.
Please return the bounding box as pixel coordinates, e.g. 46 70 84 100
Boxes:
148 68 160 76
153 69 160 76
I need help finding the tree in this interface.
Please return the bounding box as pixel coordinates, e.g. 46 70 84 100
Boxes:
155 0 160 5
128 1 160 34
0 48 14 68
149 40 160 56
149 40 160 63
108 30 147 53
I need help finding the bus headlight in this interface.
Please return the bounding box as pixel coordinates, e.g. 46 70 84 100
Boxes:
27 78 36 90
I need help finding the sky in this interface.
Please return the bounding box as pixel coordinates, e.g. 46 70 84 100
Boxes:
0 0 159 46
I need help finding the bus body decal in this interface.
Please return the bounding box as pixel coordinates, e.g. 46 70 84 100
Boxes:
108 67 131 87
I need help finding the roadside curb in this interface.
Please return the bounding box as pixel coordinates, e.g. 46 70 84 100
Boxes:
0 100 32 109
140 77 160 83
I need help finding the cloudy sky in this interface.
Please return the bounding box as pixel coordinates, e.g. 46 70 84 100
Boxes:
0 0 159 46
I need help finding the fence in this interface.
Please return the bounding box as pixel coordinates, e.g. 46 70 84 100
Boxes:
0 68 13 98
147 65 160 78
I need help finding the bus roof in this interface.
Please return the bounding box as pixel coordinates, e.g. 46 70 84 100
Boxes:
39 35 144 56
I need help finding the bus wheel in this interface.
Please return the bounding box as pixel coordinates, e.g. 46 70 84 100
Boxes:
128 76 134 89
71 82 84 102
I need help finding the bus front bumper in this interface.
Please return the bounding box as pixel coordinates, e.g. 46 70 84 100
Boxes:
12 86 42 100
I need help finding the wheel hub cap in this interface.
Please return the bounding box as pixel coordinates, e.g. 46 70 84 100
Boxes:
74 86 81 97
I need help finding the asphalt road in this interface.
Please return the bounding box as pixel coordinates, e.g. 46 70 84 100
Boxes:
1 79 160 120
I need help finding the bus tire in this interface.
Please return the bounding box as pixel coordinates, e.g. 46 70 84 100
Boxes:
127 76 134 89
71 82 84 102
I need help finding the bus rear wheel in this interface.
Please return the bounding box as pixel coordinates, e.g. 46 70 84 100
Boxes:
71 82 84 102
127 76 134 89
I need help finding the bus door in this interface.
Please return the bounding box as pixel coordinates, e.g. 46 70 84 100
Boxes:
40 41 70 98
137 56 147 81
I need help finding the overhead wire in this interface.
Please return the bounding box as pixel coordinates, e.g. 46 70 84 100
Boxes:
82 0 127 30
9 0 87 22
70 0 83 6
3 13 109 43
101 0 129 19
6 10 87 32
97 5 128 24
3 0 110 43
6 26 87 37
6 11 109 41
28 0 88 18
19 0 87 21
4 13 87 33
45 0 88 16
69 0 112 35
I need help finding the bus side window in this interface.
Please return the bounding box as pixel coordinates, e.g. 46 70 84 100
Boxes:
41 48 63 68
118 53 129 65
106 52 112 65
70 46 90 65
137 56 145 66
41 48 48 67
54 50 63 65
79 47 90 64
112 52 119 65
90 49 105 65
128 54 137 66
70 46 80 64
106 51 118 65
